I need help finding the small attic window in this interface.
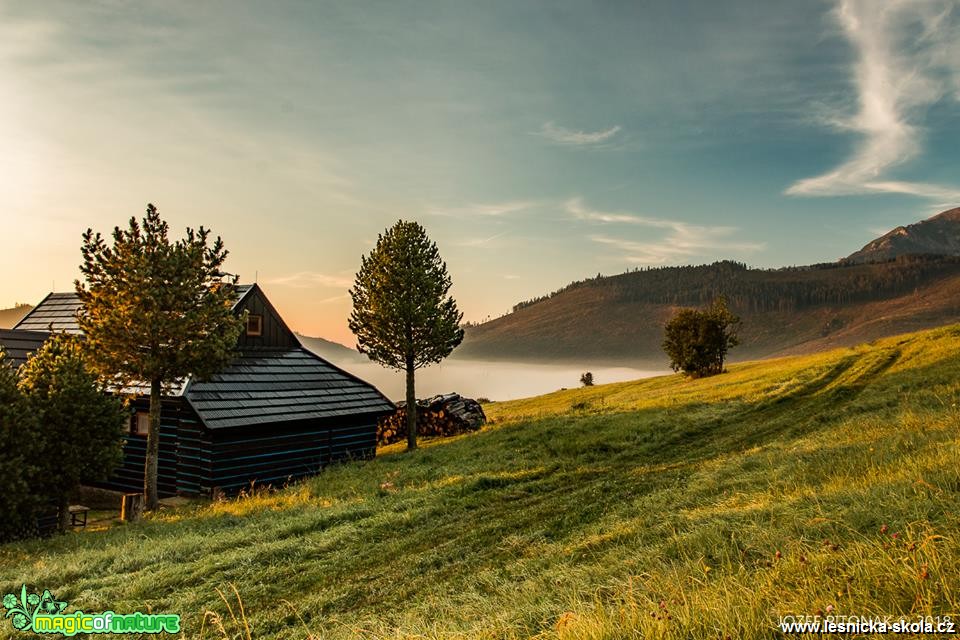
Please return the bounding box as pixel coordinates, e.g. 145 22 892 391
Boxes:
132 412 150 436
246 314 263 337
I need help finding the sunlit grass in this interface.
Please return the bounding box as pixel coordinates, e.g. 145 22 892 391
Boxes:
2 326 960 638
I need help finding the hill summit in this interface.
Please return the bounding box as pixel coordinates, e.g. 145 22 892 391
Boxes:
0 304 33 330
845 207 960 264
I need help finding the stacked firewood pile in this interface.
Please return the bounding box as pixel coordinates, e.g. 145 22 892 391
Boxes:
377 393 486 445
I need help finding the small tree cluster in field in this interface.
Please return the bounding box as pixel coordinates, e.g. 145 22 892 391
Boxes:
662 297 741 378
0 336 126 540
580 372 594 387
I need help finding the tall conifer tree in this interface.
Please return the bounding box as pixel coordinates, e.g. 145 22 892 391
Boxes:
349 221 463 450
76 204 243 509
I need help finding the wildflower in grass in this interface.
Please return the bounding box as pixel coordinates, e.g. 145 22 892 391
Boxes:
2 593 16 609
775 550 782 560
826 605 834 613
555 611 578 631
880 524 888 534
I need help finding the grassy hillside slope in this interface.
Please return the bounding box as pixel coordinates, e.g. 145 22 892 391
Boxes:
2 326 960 638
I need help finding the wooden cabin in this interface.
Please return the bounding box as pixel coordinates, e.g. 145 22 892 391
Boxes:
2 284 394 496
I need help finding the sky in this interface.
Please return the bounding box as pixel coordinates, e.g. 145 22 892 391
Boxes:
2 0 959 344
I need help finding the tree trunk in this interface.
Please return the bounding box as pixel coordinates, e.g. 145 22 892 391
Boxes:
57 491 70 534
145 377 161 511
405 356 417 450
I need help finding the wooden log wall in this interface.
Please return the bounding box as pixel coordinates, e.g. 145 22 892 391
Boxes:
208 414 378 494
89 397 182 498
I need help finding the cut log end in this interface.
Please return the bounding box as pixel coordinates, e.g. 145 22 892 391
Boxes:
377 393 486 446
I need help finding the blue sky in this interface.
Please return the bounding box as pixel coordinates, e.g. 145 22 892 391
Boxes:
2 0 959 342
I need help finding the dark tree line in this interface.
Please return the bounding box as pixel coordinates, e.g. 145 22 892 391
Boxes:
505 255 960 318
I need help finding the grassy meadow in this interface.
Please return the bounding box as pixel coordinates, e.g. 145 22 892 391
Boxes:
2 325 960 638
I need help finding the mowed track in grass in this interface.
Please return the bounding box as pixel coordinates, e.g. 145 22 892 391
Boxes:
2 325 960 638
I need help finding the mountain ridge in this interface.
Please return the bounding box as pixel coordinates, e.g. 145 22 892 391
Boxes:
460 208 960 364
845 207 960 264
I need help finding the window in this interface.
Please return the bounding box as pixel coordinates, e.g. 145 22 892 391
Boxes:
246 314 263 337
132 412 150 436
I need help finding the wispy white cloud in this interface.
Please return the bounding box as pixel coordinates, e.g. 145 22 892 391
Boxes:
264 271 354 289
536 121 622 146
427 200 540 218
566 197 678 227
568 198 764 264
454 232 508 247
786 0 960 200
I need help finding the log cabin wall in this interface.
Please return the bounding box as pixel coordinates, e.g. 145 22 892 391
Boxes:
91 397 182 498
207 413 379 494
175 405 213 496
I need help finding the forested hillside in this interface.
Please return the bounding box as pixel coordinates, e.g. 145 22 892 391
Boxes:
460 256 960 363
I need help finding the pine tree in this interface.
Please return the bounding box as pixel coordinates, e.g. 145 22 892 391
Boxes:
18 335 126 532
0 351 39 541
76 204 243 509
349 221 463 450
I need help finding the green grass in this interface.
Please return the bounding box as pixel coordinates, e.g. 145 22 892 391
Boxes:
3 325 960 638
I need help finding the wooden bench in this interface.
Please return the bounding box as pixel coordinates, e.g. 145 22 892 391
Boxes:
68 505 90 528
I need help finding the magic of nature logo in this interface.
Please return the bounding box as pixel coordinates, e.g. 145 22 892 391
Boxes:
2 585 180 636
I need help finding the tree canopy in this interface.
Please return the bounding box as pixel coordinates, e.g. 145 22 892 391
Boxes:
0 350 39 542
18 335 126 532
75 204 243 509
663 297 740 378
349 220 463 449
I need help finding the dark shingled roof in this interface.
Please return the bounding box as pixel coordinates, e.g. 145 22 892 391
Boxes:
14 285 255 334
0 329 51 369
184 348 394 429
13 293 83 333
11 285 393 428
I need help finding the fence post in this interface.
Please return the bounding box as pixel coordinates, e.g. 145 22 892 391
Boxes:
121 493 144 522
